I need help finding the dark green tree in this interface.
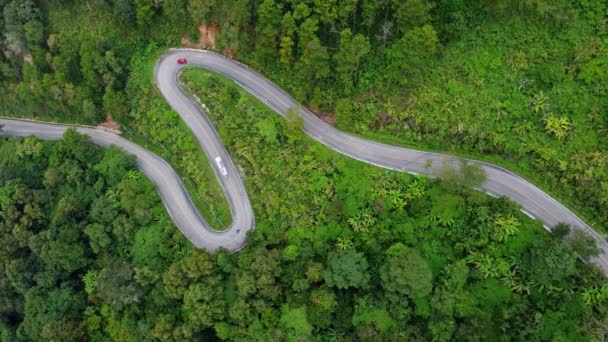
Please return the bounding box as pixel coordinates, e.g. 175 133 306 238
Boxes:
324 250 370 289
380 243 432 299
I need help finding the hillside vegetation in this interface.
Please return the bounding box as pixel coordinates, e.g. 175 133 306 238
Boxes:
1 0 606 234
1 87 607 339
1 0 608 340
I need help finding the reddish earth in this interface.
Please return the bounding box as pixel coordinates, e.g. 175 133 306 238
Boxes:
97 113 120 133
181 23 220 50
309 108 336 125
202 24 219 48
23 53 33 64
223 47 236 58
180 23 237 57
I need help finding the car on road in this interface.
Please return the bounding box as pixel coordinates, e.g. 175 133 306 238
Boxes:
215 157 228 176
177 58 188 64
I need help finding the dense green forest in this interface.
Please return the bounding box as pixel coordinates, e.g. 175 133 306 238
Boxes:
0 0 606 234
1 0 608 340
1 100 607 339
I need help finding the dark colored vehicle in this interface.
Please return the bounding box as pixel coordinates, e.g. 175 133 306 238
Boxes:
177 58 188 64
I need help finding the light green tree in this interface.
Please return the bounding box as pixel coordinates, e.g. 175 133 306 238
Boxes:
280 305 313 340
283 106 304 144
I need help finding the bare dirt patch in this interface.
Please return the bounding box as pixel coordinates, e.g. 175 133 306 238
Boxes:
97 113 121 133
223 47 236 58
202 24 219 48
23 53 33 64
181 23 220 50
180 23 239 57
309 108 336 125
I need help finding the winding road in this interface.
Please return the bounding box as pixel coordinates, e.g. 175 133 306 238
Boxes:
2 48 607 273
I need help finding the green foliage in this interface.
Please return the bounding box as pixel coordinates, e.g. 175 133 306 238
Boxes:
334 28 371 92
524 239 576 288
280 305 313 340
566 229 600 261
283 106 304 144
2 0 608 340
352 306 395 334
175 68 608 340
493 214 520 243
334 98 354 130
543 114 572 140
255 0 282 63
386 24 440 85
127 56 231 230
0 133 186 340
435 159 487 191
392 0 434 33
324 250 370 289
381 244 433 299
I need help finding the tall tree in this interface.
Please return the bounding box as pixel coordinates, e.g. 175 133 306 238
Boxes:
324 249 370 289
283 106 304 144
386 24 439 85
391 0 434 33
279 12 297 67
380 243 432 299
134 0 155 29
334 28 371 93
113 0 136 26
188 0 214 23
163 0 188 29
255 0 282 64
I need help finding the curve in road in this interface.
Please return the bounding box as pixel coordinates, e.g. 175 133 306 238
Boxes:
2 48 607 273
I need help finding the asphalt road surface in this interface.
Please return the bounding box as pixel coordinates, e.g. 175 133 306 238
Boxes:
2 48 607 273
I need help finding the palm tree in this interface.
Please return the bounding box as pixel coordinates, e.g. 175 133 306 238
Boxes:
348 208 376 233
388 189 405 209
543 115 572 140
467 253 499 278
512 281 531 295
582 285 608 307
347 217 361 232
407 179 427 199
122 169 142 182
336 238 353 251
582 288 599 306
530 91 549 113
360 208 375 228
493 214 520 242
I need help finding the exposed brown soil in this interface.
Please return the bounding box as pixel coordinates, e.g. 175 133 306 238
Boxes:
223 47 236 58
181 23 220 50
180 23 240 58
309 108 336 125
23 53 33 64
97 113 120 133
202 24 219 49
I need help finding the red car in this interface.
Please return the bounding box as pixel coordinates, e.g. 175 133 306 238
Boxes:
177 58 188 64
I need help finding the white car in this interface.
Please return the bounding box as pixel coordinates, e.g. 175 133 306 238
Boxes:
215 157 228 176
